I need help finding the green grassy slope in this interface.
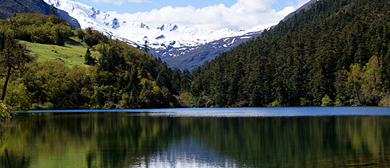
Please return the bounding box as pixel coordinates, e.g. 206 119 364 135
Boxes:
20 37 99 67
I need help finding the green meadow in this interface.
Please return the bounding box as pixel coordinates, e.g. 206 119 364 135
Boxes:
20 37 99 67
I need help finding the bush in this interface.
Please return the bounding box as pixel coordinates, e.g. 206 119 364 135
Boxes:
321 95 333 106
270 99 281 107
31 102 54 110
379 92 390 107
178 92 196 107
102 101 117 109
0 100 9 121
4 83 31 111
74 28 84 40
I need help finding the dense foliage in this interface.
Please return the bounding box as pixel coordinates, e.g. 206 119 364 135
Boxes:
189 0 390 107
0 13 192 111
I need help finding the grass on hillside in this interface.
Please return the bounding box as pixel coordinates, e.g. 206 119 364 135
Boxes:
20 37 100 67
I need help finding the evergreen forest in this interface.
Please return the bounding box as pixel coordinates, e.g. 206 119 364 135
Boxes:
1 0 390 118
188 0 390 107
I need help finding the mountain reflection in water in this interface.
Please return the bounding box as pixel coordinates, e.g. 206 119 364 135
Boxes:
1 107 390 167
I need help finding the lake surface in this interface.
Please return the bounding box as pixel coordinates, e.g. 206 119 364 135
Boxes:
2 107 390 167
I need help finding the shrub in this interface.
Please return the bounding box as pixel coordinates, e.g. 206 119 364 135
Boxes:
379 92 390 107
0 100 9 121
321 95 333 106
4 83 32 111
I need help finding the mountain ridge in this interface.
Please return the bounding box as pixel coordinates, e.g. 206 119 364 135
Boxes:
282 0 317 21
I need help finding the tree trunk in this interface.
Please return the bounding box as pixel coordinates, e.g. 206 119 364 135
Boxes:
1 66 11 101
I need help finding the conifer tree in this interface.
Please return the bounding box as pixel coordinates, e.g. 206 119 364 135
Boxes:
84 48 95 65
0 34 33 101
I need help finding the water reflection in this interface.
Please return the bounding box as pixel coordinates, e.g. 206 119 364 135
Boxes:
1 112 390 167
144 137 240 168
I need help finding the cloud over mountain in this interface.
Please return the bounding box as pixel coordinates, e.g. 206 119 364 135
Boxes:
121 0 295 30
80 0 309 30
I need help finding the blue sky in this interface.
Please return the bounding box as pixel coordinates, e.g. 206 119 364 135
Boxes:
70 0 310 30
74 0 304 14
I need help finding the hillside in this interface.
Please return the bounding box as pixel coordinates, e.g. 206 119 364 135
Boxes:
188 0 390 107
1 13 189 110
20 38 99 67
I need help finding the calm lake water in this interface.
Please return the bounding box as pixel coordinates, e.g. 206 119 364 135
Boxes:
2 107 390 167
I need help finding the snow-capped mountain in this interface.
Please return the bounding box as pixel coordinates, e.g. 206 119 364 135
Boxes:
43 0 316 69
43 0 271 51
152 31 264 70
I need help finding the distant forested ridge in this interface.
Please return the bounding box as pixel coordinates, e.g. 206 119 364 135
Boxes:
188 0 390 107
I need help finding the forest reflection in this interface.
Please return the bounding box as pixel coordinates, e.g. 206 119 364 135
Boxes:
1 113 390 167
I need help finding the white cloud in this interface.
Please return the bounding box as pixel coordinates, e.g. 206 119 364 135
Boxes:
119 0 306 30
277 5 295 17
297 0 310 6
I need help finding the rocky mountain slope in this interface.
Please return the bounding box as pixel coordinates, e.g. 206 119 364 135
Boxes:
151 31 264 70
0 0 80 29
0 0 50 18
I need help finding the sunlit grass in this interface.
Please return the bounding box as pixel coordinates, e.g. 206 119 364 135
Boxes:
20 37 99 67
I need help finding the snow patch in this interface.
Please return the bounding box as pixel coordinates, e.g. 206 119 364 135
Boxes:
230 38 236 45
240 36 252 39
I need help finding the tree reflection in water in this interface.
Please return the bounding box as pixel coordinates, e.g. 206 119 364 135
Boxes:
1 113 390 167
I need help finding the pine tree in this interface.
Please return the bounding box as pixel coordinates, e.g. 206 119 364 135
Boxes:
84 48 95 65
0 34 33 101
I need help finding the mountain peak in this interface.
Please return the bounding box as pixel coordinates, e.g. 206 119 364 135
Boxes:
157 24 165 31
157 24 179 32
140 22 149 29
171 25 179 31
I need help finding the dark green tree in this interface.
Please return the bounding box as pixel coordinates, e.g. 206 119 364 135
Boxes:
84 48 95 65
0 34 33 101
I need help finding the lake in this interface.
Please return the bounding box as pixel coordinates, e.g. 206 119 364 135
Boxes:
1 107 390 167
